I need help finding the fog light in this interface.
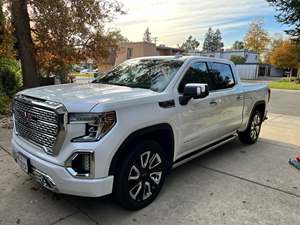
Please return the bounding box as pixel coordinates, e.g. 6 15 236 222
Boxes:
65 152 95 178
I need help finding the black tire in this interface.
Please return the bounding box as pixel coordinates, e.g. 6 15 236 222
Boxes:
113 140 167 210
238 110 263 144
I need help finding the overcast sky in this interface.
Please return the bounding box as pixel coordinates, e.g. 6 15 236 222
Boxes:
112 0 287 48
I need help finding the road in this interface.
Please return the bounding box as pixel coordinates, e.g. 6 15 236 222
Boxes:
0 89 300 225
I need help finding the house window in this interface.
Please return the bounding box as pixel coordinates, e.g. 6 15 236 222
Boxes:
127 48 133 59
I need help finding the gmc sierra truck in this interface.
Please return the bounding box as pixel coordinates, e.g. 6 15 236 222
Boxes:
11 56 270 210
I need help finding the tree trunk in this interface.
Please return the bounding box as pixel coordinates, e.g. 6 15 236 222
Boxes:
289 68 293 82
11 0 39 88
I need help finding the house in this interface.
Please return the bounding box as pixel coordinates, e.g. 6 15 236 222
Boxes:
114 42 184 66
156 45 184 56
115 42 158 66
188 50 284 79
190 49 259 63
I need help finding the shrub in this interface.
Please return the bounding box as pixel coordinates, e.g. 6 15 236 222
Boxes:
0 57 22 97
230 55 247 64
0 91 11 114
0 58 22 115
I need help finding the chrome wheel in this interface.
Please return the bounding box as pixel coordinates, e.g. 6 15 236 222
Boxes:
128 151 163 201
250 113 261 141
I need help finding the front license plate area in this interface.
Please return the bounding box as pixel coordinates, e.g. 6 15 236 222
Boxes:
17 153 30 173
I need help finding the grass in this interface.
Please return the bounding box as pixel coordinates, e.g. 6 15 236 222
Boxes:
71 72 95 78
268 80 300 90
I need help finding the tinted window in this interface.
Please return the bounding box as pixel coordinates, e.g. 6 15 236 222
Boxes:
209 63 235 90
94 59 183 92
178 62 209 93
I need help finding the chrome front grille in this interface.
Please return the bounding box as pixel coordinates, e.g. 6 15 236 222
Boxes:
13 95 67 155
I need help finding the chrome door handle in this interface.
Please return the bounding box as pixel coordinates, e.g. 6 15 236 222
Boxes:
236 95 243 100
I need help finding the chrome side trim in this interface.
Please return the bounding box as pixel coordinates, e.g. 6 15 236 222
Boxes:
173 134 237 168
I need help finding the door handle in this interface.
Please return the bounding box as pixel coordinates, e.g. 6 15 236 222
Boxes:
236 95 243 100
209 101 218 105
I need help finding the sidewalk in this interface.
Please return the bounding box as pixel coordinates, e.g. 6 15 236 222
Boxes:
0 128 12 155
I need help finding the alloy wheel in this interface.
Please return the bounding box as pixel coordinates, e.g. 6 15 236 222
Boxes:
250 113 261 141
128 151 163 201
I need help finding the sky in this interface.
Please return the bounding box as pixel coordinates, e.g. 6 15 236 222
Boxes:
112 0 287 49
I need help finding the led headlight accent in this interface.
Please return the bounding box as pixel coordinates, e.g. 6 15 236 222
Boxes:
70 111 116 142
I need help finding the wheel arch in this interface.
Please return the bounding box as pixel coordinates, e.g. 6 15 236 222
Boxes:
248 100 266 126
109 123 175 176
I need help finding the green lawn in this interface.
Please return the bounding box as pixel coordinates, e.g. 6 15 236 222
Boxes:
71 72 95 78
268 81 300 90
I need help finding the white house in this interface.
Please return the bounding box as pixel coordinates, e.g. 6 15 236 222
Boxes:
188 50 283 79
190 50 259 63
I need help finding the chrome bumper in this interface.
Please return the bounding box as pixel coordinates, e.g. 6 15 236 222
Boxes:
30 167 58 192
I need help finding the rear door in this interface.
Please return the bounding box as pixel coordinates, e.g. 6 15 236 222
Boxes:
207 62 244 138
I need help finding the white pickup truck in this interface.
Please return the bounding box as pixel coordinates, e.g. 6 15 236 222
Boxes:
11 56 270 210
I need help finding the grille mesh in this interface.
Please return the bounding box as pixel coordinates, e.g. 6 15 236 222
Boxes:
14 98 59 151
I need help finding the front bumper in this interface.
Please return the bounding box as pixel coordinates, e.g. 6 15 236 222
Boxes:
11 138 114 197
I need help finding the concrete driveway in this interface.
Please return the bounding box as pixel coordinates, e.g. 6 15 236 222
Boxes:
1 89 300 225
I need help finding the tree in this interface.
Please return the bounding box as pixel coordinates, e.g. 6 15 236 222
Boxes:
143 27 152 43
10 0 124 85
213 29 224 51
266 1 300 78
30 0 124 82
202 27 223 52
232 41 244 50
270 39 299 80
202 27 214 52
267 0 300 42
178 35 199 52
264 34 283 64
11 0 40 88
244 20 270 55
230 55 247 64
0 0 15 58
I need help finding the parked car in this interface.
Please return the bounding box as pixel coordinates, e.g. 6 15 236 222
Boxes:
11 56 270 210
80 68 98 74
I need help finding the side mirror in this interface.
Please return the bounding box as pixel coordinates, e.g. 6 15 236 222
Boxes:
179 83 209 105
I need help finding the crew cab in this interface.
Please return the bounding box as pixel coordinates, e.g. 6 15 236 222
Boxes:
11 56 270 210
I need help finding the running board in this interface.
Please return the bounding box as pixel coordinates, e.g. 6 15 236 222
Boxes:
173 134 237 168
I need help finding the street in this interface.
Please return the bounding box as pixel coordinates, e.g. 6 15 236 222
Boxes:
0 89 300 225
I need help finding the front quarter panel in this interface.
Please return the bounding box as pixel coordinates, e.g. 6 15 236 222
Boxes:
91 99 179 177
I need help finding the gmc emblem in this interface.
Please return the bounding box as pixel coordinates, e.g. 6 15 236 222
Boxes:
23 111 32 123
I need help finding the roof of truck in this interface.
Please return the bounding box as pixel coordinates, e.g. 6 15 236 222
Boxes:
131 55 233 64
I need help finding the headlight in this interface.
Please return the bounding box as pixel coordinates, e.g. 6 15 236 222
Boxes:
69 111 116 142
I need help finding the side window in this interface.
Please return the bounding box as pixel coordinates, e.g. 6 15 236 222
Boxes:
209 63 235 90
178 62 209 93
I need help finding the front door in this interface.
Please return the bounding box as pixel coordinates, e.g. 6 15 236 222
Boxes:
175 61 221 157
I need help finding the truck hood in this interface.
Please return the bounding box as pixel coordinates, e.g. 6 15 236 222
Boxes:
19 83 160 112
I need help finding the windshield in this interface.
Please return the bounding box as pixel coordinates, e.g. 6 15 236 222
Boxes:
93 58 184 92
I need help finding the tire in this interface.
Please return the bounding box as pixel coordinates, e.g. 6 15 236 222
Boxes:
238 110 263 144
113 140 167 210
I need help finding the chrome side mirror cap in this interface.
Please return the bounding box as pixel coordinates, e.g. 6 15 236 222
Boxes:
179 83 209 105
